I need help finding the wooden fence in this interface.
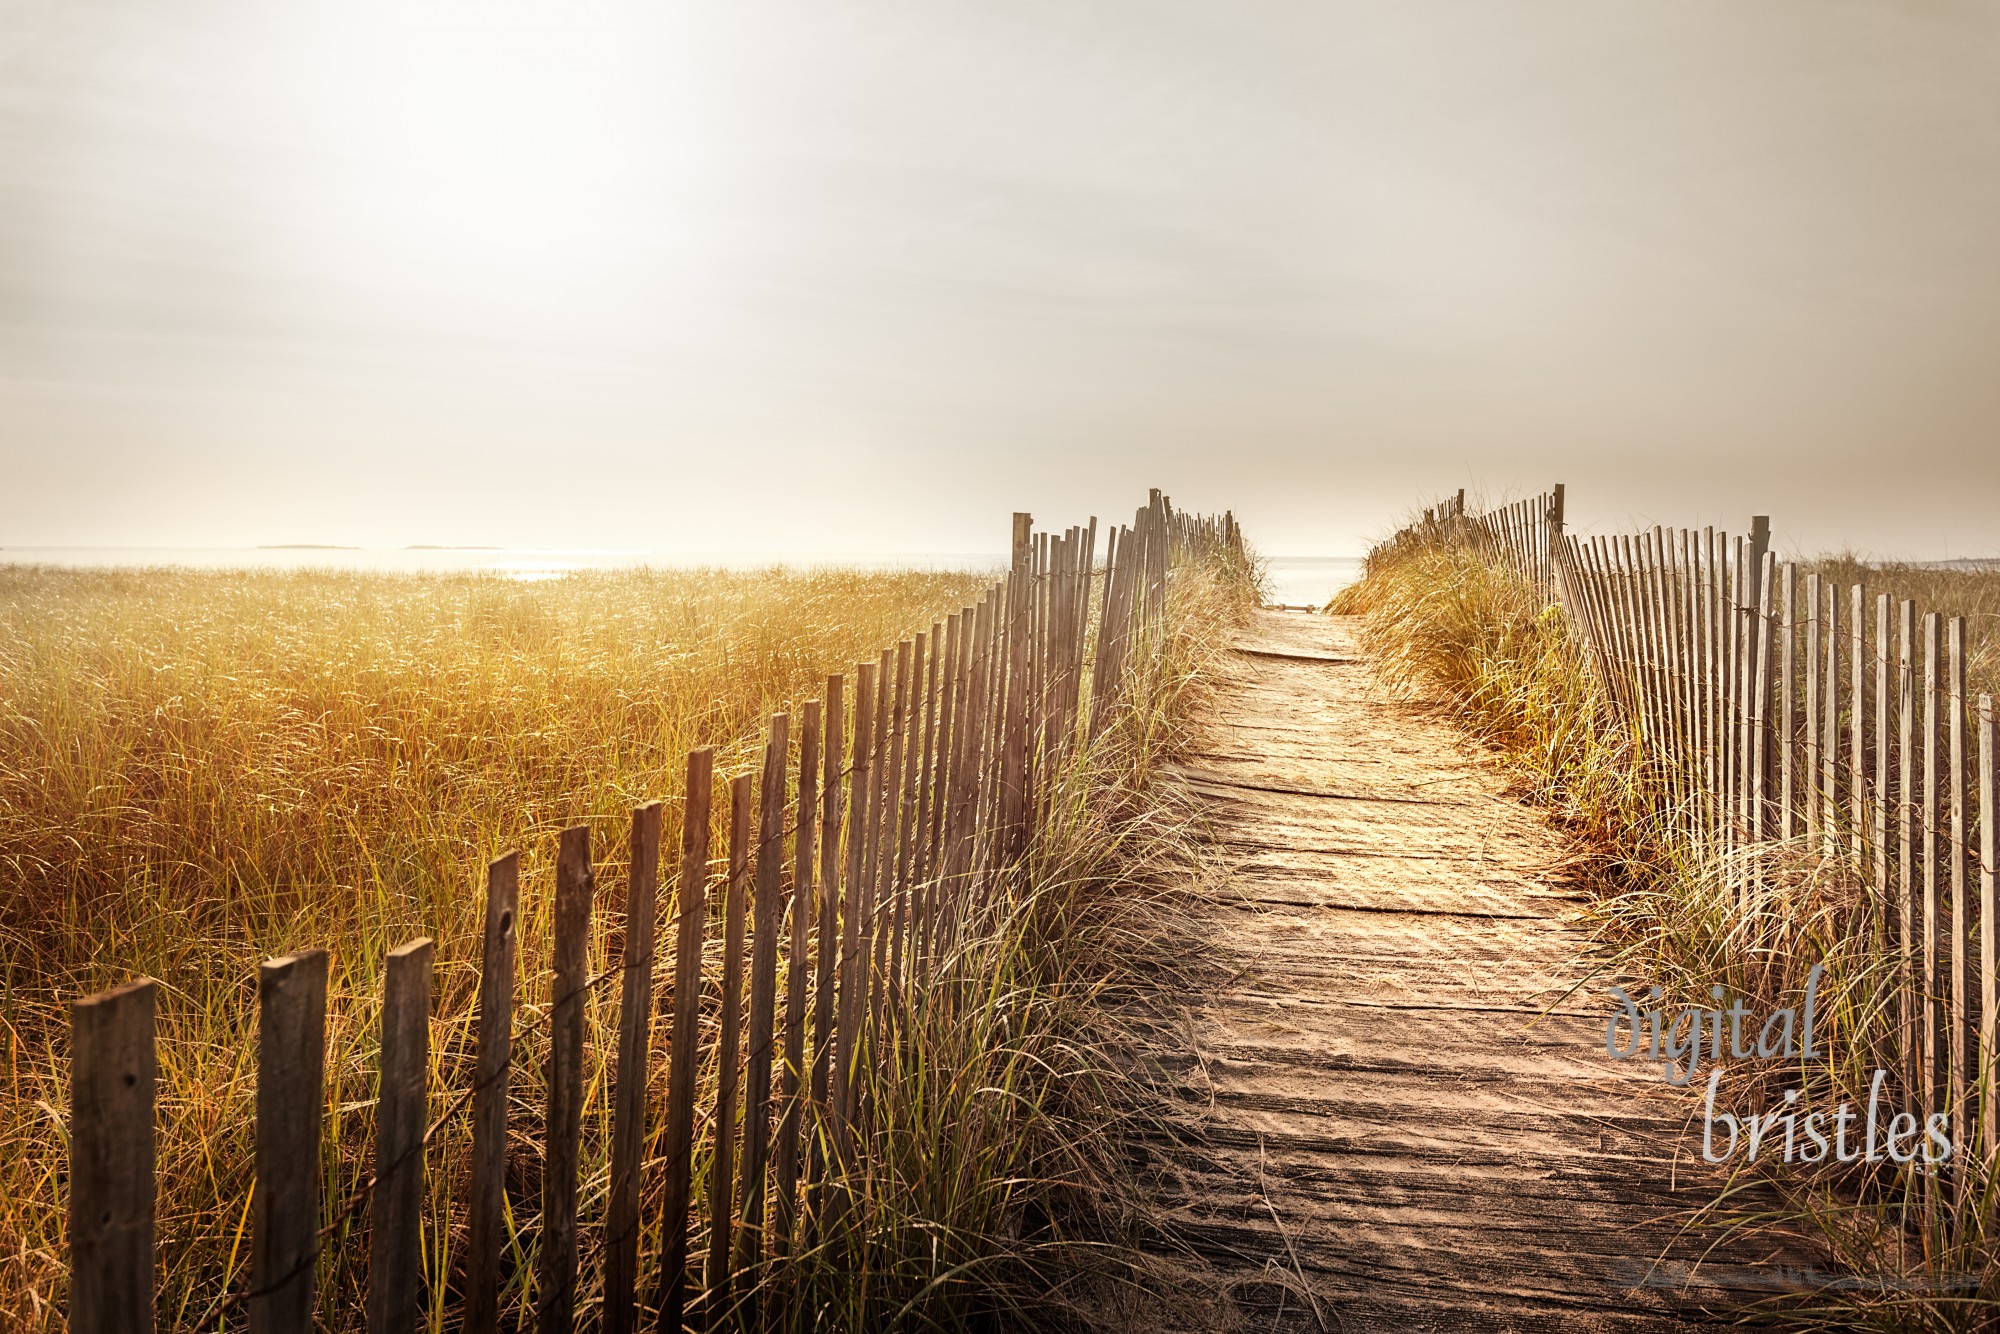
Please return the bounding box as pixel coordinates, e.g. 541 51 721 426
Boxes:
1397 487 1996 1224
65 492 1245 1334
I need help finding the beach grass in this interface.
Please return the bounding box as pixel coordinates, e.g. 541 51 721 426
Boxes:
0 551 1252 1331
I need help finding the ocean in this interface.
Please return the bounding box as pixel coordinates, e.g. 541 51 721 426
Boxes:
2 546 1365 605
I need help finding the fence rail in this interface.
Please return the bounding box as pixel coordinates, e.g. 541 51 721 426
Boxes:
1390 487 1997 1229
65 492 1245 1334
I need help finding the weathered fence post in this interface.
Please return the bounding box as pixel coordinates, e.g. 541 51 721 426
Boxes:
1751 551 1775 862
1824 583 1843 858
605 803 662 1334
1923 612 1942 1120
465 854 519 1334
808 676 844 1227
861 650 892 1017
538 826 597 1334
705 774 753 1319
1874 595 1892 925
368 939 433 1334
69 978 156 1334
659 749 714 1331
1000 513 1034 856
774 699 821 1257
1746 516 1771 636
830 661 876 1222
1849 584 1867 865
1899 600 1918 1096
1545 484 1564 595
252 948 328 1334
1947 617 1969 1178
912 625 943 948
1980 693 1996 1169
738 714 790 1303
867 645 906 1028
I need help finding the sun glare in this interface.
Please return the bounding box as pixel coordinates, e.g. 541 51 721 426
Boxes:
279 2 711 305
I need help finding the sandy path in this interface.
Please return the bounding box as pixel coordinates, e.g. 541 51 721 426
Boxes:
1132 611 1810 1332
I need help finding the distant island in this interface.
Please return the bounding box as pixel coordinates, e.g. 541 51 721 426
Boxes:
250 543 514 551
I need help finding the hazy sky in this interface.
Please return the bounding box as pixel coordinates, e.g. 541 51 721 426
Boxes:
3 1 1997 557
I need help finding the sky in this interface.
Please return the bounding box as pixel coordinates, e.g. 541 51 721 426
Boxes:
2 0 1997 559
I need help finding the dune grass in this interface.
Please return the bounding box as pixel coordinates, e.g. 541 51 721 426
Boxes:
1331 524 2000 1330
1 562 988 1328
0 551 1253 1331
768 557 1252 1330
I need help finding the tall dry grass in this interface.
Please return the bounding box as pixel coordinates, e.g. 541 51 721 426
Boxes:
770 556 1254 1330
0 549 1254 1332
0 563 989 1328
1333 526 2000 1330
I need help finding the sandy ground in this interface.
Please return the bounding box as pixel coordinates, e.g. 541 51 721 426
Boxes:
1124 610 1817 1333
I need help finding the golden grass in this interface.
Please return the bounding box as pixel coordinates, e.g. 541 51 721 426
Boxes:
0 562 990 1329
0 549 1255 1332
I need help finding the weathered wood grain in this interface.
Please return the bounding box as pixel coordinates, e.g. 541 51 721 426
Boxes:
1779 561 1796 840
774 700 820 1255
465 854 517 1334
1751 551 1774 857
69 978 156 1334
1851 584 1868 863
252 948 328 1334
704 774 753 1317
658 749 713 1331
368 938 432 1334
604 803 661 1334
877 641 910 1007
862 648 893 1031
1924 612 1942 1114
1947 618 1969 1173
538 825 596 1334
808 675 843 1222
1823 581 1841 856
1806 572 1822 845
831 660 876 1197
1900 601 1918 1098
1981 693 1997 1166
738 715 789 1289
